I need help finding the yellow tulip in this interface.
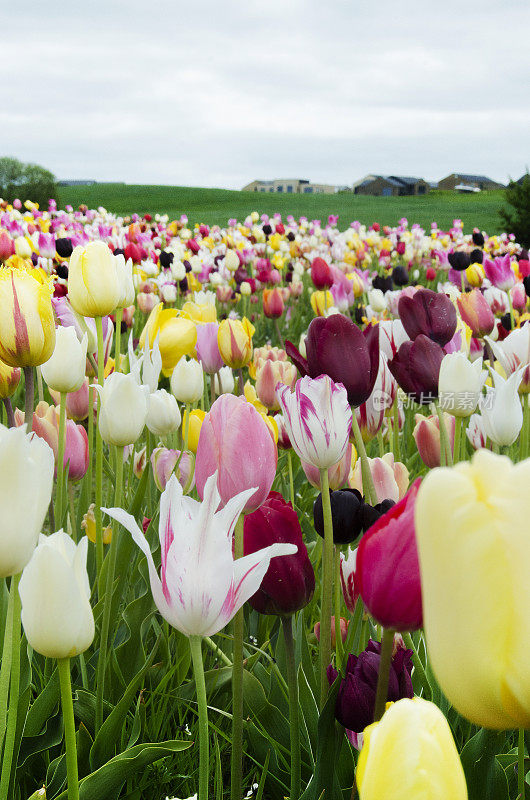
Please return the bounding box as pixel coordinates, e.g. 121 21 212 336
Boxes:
465 263 484 287
0 267 55 367
68 241 121 317
14 237 33 259
0 357 21 399
182 408 206 453
357 698 467 799
217 317 254 369
82 503 112 545
415 449 530 729
181 300 217 324
310 290 333 317
243 381 268 415
140 304 197 377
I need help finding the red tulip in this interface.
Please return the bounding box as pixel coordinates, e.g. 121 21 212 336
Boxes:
356 479 423 631
456 289 495 338
263 288 284 318
243 491 314 615
311 257 332 289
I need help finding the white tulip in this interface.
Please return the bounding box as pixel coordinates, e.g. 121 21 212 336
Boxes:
0 426 54 578
41 327 88 394
147 389 182 436
97 372 149 446
213 366 235 395
114 255 135 308
128 334 162 393
438 354 487 417
224 250 240 272
160 284 177 304
170 357 204 403
170 260 186 281
367 288 387 312
479 369 524 446
19 532 94 658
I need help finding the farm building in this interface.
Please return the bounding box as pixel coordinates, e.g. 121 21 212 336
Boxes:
438 173 504 191
353 175 430 197
242 178 336 194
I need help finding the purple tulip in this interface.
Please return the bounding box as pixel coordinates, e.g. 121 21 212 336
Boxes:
398 288 457 347
286 315 379 407
196 322 224 374
388 334 444 404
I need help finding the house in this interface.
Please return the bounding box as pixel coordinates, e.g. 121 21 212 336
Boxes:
241 179 336 194
57 179 97 187
438 173 504 191
354 175 430 197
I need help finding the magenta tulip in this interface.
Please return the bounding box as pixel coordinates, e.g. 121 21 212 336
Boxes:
195 394 277 513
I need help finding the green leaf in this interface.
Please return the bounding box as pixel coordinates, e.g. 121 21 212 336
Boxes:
460 729 509 800
54 740 192 800
299 678 344 800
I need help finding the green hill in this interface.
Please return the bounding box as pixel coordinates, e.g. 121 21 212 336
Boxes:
57 183 508 234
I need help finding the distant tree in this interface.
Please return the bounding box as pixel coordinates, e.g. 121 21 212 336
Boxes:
499 172 530 247
0 156 57 207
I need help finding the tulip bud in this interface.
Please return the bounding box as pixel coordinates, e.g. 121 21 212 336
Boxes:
96 372 149 446
510 282 527 312
413 411 456 468
196 322 224 374
350 453 409 504
356 698 468 798
301 442 352 491
456 288 494 337
438 353 487 417
255 359 297 411
151 446 195 492
243 491 314 615
217 317 254 369
224 249 240 272
68 241 121 317
170 356 204 403
398 288 457 347
213 366 235 395
19 532 95 658
263 288 284 318
114 254 135 308
41 327 88 394
311 257 332 289
146 388 181 436
0 358 21 399
0 268 56 367
314 616 348 647
274 413 291 449
14 236 32 259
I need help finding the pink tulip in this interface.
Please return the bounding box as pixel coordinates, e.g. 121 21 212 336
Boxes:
15 401 88 481
413 412 456 468
151 446 195 492
0 231 14 261
195 394 277 513
510 283 527 311
196 322 224 374
483 254 515 291
349 453 409 503
50 378 90 422
301 442 352 490
255 359 297 411
340 548 359 613
356 479 423 631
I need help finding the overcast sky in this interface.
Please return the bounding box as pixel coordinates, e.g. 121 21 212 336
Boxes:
2 0 529 189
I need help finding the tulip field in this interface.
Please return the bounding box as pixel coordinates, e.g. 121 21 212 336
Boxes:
0 197 530 800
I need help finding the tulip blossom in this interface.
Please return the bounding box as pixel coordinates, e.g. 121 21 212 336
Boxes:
146 389 181 436
301 441 352 490
19 532 94 659
213 366 235 395
0 424 54 577
438 353 486 417
456 288 495 337
340 547 359 612
483 254 515 291
415 450 530 728
114 254 135 308
413 411 456 468
195 394 276 512
0 268 56 367
41 326 88 393
255 358 297 411
103 473 296 637
465 413 489 450
287 315 380 407
398 287 457 347
356 480 423 631
0 358 21 399
277 375 352 470
350 453 409 504
377 319 409 360
486 323 530 392
140 303 197 376
151 446 195 492
170 356 204 404
68 240 121 318
195 322 224 374
478 369 523 446
355 353 396 441
243 491 314 615
328 638 413 735
217 317 254 369
356 698 468 799
311 257 332 288
96 372 149 447
388 334 444 404
262 288 284 318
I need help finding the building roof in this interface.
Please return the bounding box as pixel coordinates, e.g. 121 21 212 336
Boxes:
447 173 497 183
388 175 424 185
356 175 424 188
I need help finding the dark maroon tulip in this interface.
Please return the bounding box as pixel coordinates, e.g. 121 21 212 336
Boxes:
398 288 457 347
243 491 315 615
327 638 413 733
356 480 423 631
286 315 380 407
313 488 395 545
388 334 444 405
448 251 471 271
311 257 333 289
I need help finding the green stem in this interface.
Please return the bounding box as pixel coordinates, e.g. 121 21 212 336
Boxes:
95 316 105 576
453 415 462 465
23 366 34 433
2 398 15 428
517 728 526 800
95 444 124 733
203 636 232 667
373 627 395 722
520 394 529 461
350 412 378 506
508 290 515 332
281 615 300 800
392 395 400 462
319 468 334 709
114 308 123 372
334 546 344 664
436 403 453 467
231 514 245 800
287 450 295 511
56 391 67 526
0 573 21 800
58 658 79 800
68 483 78 543
36 364 44 403
190 636 209 800
0 579 16 751
402 632 432 700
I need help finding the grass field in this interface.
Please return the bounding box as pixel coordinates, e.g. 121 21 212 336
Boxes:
57 183 509 234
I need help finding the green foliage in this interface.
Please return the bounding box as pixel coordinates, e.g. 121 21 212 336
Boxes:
500 173 530 247
0 156 57 207
57 183 506 233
